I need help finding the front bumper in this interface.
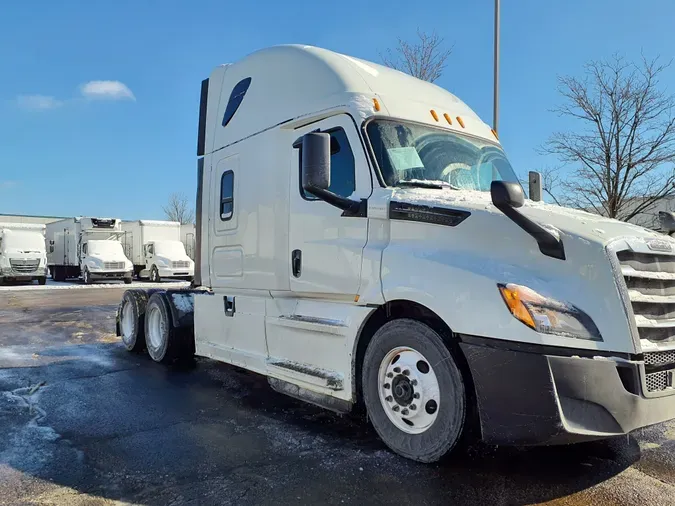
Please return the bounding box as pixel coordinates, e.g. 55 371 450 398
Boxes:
460 337 675 445
90 270 132 280
158 268 194 279
1 267 47 280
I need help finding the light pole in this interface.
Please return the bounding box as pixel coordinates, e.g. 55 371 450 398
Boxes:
493 0 500 134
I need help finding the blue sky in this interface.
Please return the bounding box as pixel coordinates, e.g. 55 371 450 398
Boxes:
2 0 675 218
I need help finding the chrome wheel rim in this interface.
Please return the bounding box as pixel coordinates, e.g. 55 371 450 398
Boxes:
377 346 440 435
147 305 165 351
121 302 134 343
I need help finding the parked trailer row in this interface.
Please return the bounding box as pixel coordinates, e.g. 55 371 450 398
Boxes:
45 217 195 284
118 45 675 463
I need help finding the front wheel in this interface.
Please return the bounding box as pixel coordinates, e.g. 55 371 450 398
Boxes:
83 268 92 285
150 266 161 283
362 319 466 463
37 277 47 286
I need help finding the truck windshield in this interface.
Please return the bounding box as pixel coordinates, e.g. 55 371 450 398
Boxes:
88 240 124 256
366 119 520 191
154 241 187 257
2 231 45 253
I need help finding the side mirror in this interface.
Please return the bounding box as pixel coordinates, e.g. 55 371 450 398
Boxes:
491 181 525 209
301 132 330 192
491 180 565 260
659 211 675 234
528 171 542 202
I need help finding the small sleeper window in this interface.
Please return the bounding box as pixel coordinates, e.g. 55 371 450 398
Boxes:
222 77 252 127
220 171 234 220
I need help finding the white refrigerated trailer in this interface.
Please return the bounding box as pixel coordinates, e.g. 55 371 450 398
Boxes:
47 217 133 284
117 45 675 462
121 220 194 281
0 223 48 285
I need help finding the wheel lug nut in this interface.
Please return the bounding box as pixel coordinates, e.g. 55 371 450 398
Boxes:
387 372 393 378
411 380 418 386
393 367 401 373
414 393 420 399
384 383 390 389
401 409 409 415
392 406 399 412
385 396 393 402
410 404 416 410
403 369 410 376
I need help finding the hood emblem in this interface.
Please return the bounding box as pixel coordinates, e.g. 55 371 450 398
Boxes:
647 238 673 253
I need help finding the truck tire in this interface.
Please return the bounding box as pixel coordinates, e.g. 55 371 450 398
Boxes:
52 266 63 282
150 265 161 283
123 277 132 285
118 290 148 352
362 319 466 463
83 267 92 285
37 277 47 286
144 292 187 363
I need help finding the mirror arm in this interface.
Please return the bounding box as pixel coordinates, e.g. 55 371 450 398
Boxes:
304 185 361 212
495 202 566 260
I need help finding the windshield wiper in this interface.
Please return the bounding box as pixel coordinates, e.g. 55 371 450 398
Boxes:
397 180 459 190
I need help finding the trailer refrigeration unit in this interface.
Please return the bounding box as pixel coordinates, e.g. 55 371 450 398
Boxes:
47 217 133 284
117 45 675 463
0 223 48 285
121 220 194 281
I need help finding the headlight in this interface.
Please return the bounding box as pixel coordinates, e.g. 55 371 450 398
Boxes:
87 260 102 269
156 259 168 267
498 283 602 341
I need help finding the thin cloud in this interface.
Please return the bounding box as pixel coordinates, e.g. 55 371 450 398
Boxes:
16 95 63 111
80 80 135 101
0 181 17 190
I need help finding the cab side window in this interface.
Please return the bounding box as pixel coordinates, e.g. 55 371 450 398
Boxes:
148 244 154 255
220 171 234 220
300 128 356 200
82 243 88 255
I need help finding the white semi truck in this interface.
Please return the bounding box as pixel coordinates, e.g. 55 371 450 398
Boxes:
0 223 48 285
117 45 675 462
47 217 133 284
121 220 194 281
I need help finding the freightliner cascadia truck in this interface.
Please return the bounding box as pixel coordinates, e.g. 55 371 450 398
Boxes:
116 45 675 462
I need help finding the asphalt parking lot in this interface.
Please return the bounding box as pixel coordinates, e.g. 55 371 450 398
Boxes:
2 288 675 505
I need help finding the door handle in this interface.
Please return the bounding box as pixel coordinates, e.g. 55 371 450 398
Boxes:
292 249 302 278
224 296 235 317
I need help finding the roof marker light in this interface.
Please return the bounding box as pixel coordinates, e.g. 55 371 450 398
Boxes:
443 113 452 125
491 128 499 139
373 98 381 111
430 109 439 121
456 116 465 128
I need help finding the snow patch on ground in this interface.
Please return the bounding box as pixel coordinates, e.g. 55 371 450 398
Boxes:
0 279 189 292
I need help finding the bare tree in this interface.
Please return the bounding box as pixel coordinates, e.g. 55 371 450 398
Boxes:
381 29 452 83
543 55 675 221
163 193 194 224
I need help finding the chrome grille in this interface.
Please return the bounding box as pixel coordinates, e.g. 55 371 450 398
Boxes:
644 350 675 367
618 250 675 343
645 370 671 392
9 259 40 273
103 261 125 270
172 261 190 269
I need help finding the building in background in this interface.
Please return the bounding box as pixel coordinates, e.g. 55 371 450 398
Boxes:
0 214 66 225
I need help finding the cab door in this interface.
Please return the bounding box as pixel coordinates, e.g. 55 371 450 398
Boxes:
288 114 372 298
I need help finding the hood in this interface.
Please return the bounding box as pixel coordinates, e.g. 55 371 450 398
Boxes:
390 187 666 246
4 248 45 256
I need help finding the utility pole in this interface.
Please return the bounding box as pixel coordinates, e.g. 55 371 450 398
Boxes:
493 0 500 134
